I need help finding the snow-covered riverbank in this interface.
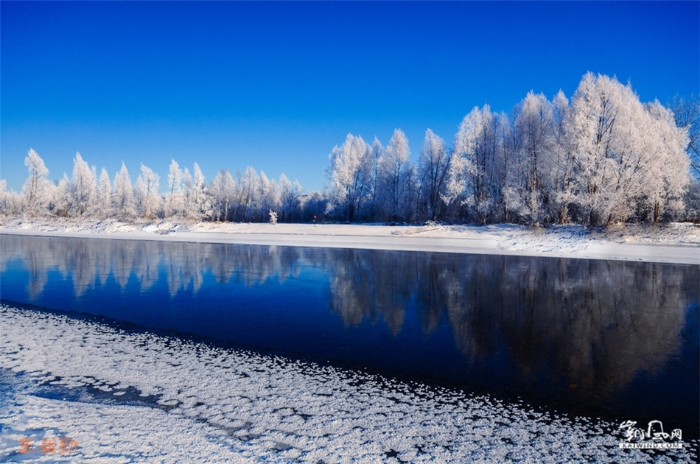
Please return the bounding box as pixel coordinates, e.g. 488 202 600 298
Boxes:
1 217 699 264
1 304 695 463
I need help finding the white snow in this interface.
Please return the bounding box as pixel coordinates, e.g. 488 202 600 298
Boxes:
0 216 699 264
0 304 696 462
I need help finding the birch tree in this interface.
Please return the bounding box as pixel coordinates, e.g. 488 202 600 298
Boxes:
418 129 450 221
181 167 193 219
642 101 690 221
166 159 183 217
236 167 260 221
549 91 576 223
97 168 112 218
112 162 135 219
566 73 690 224
257 171 279 222
670 94 699 177
508 92 557 224
190 163 209 221
0 180 22 215
211 169 236 221
22 149 51 216
50 174 70 217
445 106 501 223
326 134 374 222
377 129 411 221
279 173 302 222
69 153 98 217
135 163 161 219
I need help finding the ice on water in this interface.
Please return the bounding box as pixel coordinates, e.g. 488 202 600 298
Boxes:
0 305 696 462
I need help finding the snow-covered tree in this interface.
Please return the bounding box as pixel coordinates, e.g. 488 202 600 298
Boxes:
418 129 450 221
190 163 209 220
134 163 161 219
166 159 183 217
326 134 374 222
670 94 699 177
181 167 194 219
508 92 557 224
367 137 383 220
21 149 51 216
377 129 411 221
257 171 280 222
565 73 688 225
49 174 70 217
69 152 98 217
97 168 112 218
268 209 278 225
235 166 260 221
548 90 576 224
279 173 302 222
210 169 236 221
112 162 135 219
642 100 690 222
445 106 502 223
0 180 22 215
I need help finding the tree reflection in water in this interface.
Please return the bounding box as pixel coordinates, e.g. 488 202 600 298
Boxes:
1 234 697 406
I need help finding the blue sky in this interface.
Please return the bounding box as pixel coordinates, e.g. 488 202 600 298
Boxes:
2 1 698 193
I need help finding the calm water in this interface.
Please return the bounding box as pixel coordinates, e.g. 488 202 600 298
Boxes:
1 234 698 436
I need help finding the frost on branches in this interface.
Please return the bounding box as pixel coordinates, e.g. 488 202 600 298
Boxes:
2 73 695 225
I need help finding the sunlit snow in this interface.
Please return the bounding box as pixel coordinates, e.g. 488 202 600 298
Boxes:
0 305 696 462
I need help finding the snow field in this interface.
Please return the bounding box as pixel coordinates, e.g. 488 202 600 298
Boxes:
0 305 696 463
1 217 699 264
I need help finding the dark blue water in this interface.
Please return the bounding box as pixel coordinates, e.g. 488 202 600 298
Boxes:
1 234 698 437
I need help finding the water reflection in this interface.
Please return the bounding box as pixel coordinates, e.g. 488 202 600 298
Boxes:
325 249 696 397
1 234 697 429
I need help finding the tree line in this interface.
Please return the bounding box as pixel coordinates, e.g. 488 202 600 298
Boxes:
2 73 698 226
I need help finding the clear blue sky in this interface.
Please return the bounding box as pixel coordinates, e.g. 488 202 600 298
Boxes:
2 1 698 193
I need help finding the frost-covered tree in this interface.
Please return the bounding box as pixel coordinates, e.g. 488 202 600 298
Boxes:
210 169 236 221
377 129 411 221
670 94 699 177
642 100 690 222
235 167 260 221
507 92 557 224
134 163 161 219
166 159 183 218
418 129 450 221
0 180 22 215
444 106 502 223
326 134 374 222
69 153 98 217
22 149 51 216
49 174 70 217
548 91 576 224
97 168 112 218
367 137 383 220
112 163 135 219
565 73 689 225
181 167 194 219
193 163 210 220
257 171 280 222
279 173 302 222
300 190 328 222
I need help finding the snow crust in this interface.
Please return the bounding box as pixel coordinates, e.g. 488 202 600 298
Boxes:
1 217 699 264
0 304 696 462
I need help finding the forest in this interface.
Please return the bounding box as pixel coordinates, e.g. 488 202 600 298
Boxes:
2 73 699 226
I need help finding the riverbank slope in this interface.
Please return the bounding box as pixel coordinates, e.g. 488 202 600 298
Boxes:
1 217 698 264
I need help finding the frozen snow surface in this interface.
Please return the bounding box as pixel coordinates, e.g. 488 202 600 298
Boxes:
0 304 696 463
1 216 699 264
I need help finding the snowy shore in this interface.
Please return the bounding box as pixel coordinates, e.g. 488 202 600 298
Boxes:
1 304 696 463
1 217 699 265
